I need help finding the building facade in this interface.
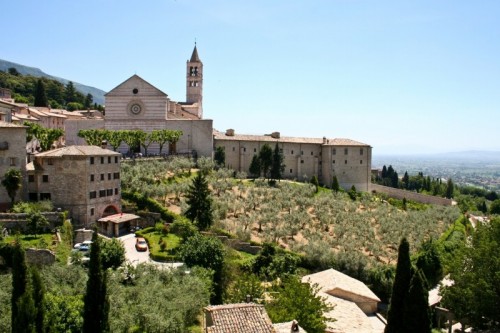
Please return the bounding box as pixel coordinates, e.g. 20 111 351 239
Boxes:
26 146 121 226
64 45 213 158
213 130 372 191
0 121 27 210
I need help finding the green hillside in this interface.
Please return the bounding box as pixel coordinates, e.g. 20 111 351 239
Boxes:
0 59 105 105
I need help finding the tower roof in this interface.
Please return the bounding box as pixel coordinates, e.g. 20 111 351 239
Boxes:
190 44 201 62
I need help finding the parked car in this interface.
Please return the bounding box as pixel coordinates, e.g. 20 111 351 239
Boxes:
135 237 148 252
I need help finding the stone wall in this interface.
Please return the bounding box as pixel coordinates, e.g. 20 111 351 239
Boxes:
371 184 453 206
26 248 56 265
214 235 262 255
0 212 62 232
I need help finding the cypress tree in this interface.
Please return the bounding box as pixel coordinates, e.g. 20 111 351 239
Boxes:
385 238 413 333
270 143 285 182
249 155 261 179
11 241 28 332
83 229 109 333
31 267 45 333
404 270 431 333
34 79 48 107
185 172 213 230
331 175 340 193
13 285 36 333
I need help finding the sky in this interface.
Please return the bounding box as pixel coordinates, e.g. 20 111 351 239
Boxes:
2 0 500 155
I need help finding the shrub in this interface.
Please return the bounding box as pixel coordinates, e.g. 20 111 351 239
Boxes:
170 217 197 241
122 191 176 222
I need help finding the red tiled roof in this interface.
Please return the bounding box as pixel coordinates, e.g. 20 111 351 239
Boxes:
204 303 275 333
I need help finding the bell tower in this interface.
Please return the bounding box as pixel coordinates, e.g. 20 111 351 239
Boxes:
186 43 203 118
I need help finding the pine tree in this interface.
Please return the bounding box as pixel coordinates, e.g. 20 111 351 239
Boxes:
385 238 413 333
83 229 109 333
2 168 22 206
84 93 93 109
258 144 273 179
405 270 431 333
65 81 77 104
402 171 409 189
11 241 28 332
185 172 213 230
34 79 48 107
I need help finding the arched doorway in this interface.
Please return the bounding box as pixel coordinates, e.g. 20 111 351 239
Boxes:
102 205 119 217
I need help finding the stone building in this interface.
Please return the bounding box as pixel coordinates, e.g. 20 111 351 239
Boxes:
214 130 372 191
64 45 213 158
26 145 121 227
0 121 27 210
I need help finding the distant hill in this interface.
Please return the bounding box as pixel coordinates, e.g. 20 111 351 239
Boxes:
0 59 105 105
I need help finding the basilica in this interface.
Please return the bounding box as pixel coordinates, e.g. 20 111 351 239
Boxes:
64 45 372 191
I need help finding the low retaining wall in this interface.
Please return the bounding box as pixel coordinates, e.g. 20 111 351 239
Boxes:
371 184 453 206
26 248 56 265
0 212 63 232
214 235 262 255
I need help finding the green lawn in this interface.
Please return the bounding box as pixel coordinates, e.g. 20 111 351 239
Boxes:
4 233 55 250
140 231 181 261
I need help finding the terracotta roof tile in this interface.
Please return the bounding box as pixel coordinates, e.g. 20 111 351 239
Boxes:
34 145 120 157
204 303 275 333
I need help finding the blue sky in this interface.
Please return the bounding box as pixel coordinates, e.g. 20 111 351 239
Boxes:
2 0 499 155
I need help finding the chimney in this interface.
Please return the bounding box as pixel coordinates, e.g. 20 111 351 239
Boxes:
225 129 235 136
323 137 327 144
270 131 280 139
101 140 108 149
291 320 299 332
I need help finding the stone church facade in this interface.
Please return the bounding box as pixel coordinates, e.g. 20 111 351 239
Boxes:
63 45 371 191
65 45 213 157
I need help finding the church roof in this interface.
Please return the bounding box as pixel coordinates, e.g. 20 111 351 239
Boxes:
190 45 201 62
213 130 370 146
105 74 168 97
34 145 120 157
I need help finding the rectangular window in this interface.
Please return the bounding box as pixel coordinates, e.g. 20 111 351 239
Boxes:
113 172 120 179
100 157 104 164
311 151 313 156
100 174 104 181
90 157 94 164
99 190 106 197
89 191 97 199
114 188 119 195
254 148 257 153
42 175 49 183
344 148 348 155
345 160 347 164
301 151 304 155
115 156 119 163
291 150 294 155
28 175 35 183
243 148 246 152
108 173 111 180
28 193 38 201
90 208 94 216
9 157 16 166
107 189 113 196
290 169 293 173
47 159 53 165
108 156 111 163
360 160 363 164
332 148 336 155
40 193 51 200
232 147 235 152
360 148 364 155
333 160 336 164
301 160 304 164
90 174 95 182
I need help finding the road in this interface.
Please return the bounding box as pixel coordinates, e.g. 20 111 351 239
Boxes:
118 233 184 269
